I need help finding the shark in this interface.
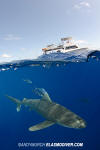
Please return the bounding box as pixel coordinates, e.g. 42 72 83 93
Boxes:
6 88 86 131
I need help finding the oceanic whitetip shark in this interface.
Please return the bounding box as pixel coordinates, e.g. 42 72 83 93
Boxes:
6 88 86 131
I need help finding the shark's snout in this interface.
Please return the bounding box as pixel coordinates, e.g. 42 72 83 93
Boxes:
76 119 86 129
79 120 86 128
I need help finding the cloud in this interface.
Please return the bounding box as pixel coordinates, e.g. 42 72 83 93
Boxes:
3 34 22 41
74 40 88 44
1 54 12 58
66 1 91 15
20 48 26 51
80 2 91 8
74 1 91 9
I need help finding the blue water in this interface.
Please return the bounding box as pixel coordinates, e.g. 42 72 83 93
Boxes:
0 50 100 149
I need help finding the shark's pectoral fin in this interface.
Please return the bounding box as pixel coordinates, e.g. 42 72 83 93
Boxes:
29 120 55 132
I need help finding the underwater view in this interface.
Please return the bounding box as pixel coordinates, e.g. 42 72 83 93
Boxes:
0 50 100 149
0 0 100 149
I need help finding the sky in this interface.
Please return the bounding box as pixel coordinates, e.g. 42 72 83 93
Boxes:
0 0 100 62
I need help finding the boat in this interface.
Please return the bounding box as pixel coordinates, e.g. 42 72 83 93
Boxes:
42 37 87 54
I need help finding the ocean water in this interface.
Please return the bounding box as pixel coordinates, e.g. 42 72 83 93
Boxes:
0 50 100 150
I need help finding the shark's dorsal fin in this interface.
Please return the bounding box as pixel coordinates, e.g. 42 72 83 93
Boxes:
29 120 54 131
33 88 52 102
41 92 52 102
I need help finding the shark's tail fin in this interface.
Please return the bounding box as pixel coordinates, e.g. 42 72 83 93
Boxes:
16 103 21 112
5 95 22 112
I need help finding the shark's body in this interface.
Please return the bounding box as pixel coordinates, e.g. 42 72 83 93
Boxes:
6 88 86 131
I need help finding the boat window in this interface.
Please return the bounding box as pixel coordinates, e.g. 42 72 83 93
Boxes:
65 45 78 50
